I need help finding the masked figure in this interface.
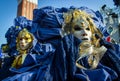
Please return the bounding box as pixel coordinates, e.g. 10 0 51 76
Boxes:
1 28 55 81
12 28 34 69
63 9 119 81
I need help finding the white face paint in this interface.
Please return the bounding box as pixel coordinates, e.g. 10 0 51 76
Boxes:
73 18 92 42
19 37 32 51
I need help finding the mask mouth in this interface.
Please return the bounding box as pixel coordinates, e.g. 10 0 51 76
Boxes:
82 38 88 40
20 43 26 47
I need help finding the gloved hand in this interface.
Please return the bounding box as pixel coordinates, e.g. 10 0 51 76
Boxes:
95 34 114 50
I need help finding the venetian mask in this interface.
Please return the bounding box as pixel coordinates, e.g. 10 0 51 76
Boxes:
63 9 105 70
16 28 33 52
73 17 92 42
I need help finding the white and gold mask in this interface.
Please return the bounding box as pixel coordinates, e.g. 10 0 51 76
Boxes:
73 17 92 42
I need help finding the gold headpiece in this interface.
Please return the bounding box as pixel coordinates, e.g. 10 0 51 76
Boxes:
63 9 91 33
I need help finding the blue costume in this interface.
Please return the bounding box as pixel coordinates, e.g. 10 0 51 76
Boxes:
2 42 56 81
1 6 67 81
62 6 120 81
0 6 120 81
63 35 119 81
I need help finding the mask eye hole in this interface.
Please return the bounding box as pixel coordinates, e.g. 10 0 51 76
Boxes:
19 38 23 41
86 27 90 31
74 25 82 31
25 38 28 40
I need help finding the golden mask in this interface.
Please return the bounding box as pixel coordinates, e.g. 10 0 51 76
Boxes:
16 28 34 53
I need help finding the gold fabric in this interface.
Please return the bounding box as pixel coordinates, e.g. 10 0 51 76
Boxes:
12 55 22 69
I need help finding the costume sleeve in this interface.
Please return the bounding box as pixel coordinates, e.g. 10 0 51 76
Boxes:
100 39 120 79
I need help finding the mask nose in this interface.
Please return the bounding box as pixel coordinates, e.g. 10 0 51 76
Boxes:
81 30 87 36
82 33 87 36
20 39 26 44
